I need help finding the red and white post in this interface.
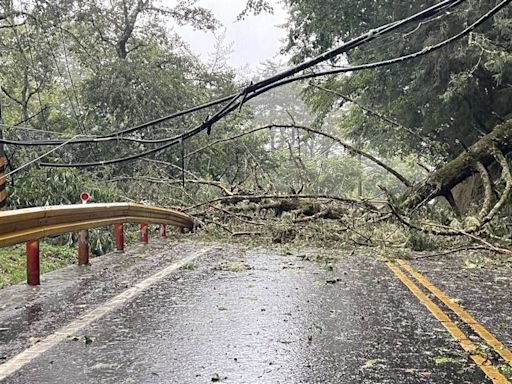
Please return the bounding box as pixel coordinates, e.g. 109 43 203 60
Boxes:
114 223 124 252
160 224 167 238
78 230 89 265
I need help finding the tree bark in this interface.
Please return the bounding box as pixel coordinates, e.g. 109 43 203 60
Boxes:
401 120 512 209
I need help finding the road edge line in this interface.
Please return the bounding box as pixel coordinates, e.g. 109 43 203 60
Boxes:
0 247 214 381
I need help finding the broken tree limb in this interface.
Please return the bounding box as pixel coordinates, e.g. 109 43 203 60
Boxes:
475 161 492 220
186 124 412 188
110 176 235 196
311 84 435 149
184 193 376 213
480 147 512 226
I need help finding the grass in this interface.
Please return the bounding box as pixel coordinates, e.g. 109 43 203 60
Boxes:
0 242 76 288
0 225 147 289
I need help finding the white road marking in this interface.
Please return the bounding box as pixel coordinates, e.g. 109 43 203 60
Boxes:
0 247 213 381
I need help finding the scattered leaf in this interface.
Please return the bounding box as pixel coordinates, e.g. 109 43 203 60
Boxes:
361 359 386 369
434 356 465 365
93 362 121 370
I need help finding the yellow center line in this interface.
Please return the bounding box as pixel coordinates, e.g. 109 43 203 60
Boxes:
397 259 512 367
386 261 510 384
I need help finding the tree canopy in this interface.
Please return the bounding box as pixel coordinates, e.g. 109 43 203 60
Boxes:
284 0 512 160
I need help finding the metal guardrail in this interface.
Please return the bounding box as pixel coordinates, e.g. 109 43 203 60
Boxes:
0 203 192 247
0 203 194 286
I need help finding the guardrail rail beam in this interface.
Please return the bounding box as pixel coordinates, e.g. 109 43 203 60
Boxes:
0 203 194 286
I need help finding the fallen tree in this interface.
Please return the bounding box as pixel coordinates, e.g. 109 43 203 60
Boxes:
401 120 512 209
171 118 512 254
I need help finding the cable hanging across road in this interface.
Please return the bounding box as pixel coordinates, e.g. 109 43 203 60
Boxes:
4 0 509 169
3 0 467 146
2 0 464 149
41 0 509 168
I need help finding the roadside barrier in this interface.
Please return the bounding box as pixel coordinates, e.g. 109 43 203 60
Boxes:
0 203 193 286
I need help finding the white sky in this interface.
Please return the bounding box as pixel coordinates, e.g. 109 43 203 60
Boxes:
170 0 289 71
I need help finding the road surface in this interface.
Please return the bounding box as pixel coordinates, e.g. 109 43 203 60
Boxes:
0 240 510 383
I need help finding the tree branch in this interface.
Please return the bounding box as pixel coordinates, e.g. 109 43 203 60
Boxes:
186 124 412 187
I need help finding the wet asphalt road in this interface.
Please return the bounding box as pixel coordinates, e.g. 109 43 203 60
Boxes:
0 240 510 383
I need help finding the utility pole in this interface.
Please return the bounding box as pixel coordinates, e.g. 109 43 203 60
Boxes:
0 86 7 210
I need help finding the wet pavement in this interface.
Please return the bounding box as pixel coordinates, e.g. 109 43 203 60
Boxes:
410 254 512 351
0 240 509 383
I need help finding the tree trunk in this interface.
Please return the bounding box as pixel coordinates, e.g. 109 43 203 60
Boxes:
401 120 512 209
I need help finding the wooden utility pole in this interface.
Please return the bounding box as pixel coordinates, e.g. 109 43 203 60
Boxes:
0 86 7 210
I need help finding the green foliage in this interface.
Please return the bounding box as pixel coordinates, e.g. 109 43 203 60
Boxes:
238 0 274 20
0 243 76 288
8 168 118 208
284 0 512 160
405 232 439 252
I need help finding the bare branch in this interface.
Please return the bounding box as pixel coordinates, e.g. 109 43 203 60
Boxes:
186 124 412 188
475 161 492 220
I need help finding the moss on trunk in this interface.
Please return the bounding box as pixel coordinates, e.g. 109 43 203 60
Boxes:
402 120 512 208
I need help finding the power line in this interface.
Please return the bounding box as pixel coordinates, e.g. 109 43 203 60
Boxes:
3 0 464 150
0 135 81 179
10 0 505 169
243 0 465 93
3 0 468 151
30 0 502 155
238 0 510 103
38 0 507 168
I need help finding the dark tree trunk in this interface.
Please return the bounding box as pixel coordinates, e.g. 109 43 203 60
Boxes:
401 120 512 209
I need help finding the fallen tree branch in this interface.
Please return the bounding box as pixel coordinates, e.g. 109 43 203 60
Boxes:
388 202 512 255
184 193 376 212
209 205 266 226
110 176 235 196
480 148 511 226
475 161 492 220
402 120 512 208
413 245 498 259
186 124 412 188
312 84 434 149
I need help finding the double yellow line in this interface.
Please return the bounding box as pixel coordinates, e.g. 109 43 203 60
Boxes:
386 259 512 384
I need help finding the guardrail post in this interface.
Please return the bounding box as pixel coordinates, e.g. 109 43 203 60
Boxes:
114 223 124 252
175 226 185 234
160 224 167 238
78 230 89 265
26 240 40 286
140 224 149 244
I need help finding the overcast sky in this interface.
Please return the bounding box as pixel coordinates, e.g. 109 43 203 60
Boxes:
171 0 289 71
